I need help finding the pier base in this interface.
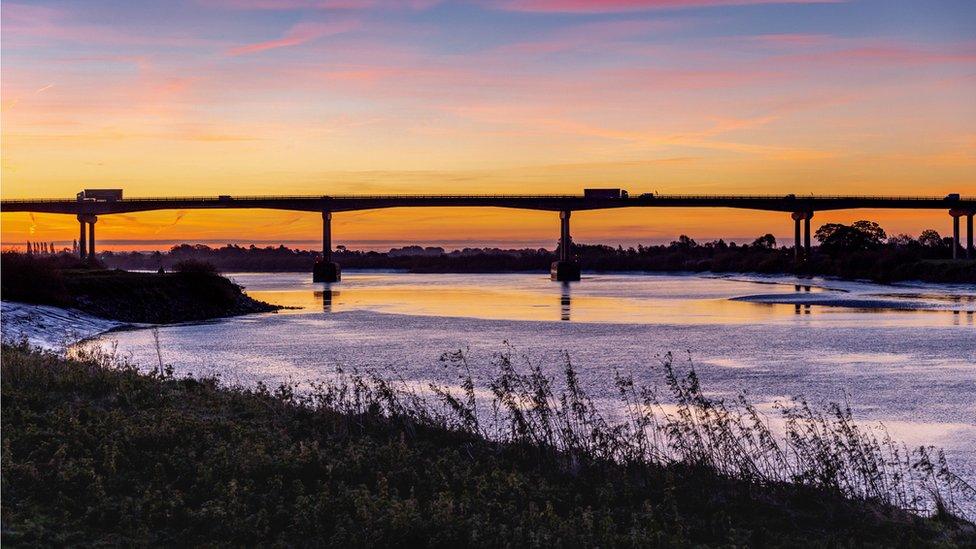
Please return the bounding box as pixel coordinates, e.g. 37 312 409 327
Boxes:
550 260 581 282
313 260 341 283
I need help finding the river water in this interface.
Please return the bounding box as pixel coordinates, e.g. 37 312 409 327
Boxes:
91 272 976 483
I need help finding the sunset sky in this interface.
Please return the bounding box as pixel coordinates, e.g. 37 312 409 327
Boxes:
2 0 975 251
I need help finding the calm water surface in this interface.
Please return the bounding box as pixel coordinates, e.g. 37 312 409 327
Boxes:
93 272 976 481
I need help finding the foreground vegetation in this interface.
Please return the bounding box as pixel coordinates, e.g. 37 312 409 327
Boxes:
0 253 278 323
3 344 973 546
94 221 975 283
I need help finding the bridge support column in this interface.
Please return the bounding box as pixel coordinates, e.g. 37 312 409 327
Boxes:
791 211 813 265
88 216 96 260
950 210 962 260
804 212 813 258
551 210 580 282
967 213 974 260
77 214 97 261
77 215 88 259
313 211 341 282
791 213 802 264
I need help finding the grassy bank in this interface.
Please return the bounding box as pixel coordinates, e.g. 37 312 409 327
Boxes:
2 344 973 546
1 253 278 323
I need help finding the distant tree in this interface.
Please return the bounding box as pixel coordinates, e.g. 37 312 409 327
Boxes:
918 229 943 248
814 223 844 243
887 234 915 247
670 235 697 250
851 220 886 243
751 234 776 249
815 220 887 253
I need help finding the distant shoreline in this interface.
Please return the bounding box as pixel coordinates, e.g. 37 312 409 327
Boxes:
94 237 975 284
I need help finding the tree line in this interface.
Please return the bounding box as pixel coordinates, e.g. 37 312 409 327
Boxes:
88 221 973 283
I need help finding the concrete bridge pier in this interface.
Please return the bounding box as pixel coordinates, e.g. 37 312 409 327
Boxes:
791 211 814 264
950 209 976 260
969 213 974 259
77 214 88 259
551 210 581 282
313 211 341 282
805 212 813 257
77 214 97 261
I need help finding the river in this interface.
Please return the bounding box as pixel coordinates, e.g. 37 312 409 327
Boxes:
89 271 976 484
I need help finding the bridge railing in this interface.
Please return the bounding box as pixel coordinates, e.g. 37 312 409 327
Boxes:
1 194 972 203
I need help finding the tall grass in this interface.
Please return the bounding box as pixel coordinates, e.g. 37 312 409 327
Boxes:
76 342 976 521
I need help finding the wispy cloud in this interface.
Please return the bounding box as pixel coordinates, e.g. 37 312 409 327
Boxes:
200 0 439 10
491 0 843 14
226 19 359 55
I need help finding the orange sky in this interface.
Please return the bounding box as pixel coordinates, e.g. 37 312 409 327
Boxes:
2 0 975 251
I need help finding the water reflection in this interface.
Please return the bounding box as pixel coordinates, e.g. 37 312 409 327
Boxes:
314 288 338 313
238 272 976 327
950 310 975 326
560 283 572 321
793 303 812 315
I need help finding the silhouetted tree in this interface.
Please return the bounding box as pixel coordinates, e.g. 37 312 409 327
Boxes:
815 221 887 253
851 220 887 243
751 234 776 249
670 235 697 250
918 229 943 248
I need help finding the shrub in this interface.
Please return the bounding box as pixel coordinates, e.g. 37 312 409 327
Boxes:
173 258 219 274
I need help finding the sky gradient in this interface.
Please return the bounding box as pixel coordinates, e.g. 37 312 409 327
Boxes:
2 0 975 250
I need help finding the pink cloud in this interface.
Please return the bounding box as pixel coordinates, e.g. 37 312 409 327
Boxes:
2 2 219 48
493 0 843 13
488 19 691 56
748 33 832 47
1 2 64 26
200 0 375 9
226 20 359 55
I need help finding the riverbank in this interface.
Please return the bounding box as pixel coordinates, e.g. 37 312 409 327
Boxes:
1 253 279 324
2 343 973 546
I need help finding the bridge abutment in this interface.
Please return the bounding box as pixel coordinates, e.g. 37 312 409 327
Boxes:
551 210 581 281
314 211 341 282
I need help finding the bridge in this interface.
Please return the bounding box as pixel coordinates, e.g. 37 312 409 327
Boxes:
3 192 974 282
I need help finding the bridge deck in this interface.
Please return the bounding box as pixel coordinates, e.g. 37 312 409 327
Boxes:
2 193 974 215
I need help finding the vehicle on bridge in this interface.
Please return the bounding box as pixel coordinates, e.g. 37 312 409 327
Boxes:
584 188 628 199
77 189 123 202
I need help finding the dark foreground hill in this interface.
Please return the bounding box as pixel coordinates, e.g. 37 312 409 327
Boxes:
1 253 278 323
2 345 972 547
